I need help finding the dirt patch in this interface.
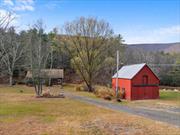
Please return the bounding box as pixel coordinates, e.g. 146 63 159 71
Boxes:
80 118 143 135
0 117 51 135
99 114 180 135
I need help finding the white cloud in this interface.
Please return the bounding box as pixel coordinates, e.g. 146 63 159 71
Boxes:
3 0 14 6
153 25 180 35
13 4 34 11
13 0 35 11
2 0 35 12
0 9 7 17
124 25 180 44
44 1 62 10
17 0 34 4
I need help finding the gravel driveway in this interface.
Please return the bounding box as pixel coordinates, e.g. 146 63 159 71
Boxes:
64 92 180 127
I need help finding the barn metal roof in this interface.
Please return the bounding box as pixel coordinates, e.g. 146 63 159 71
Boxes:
112 63 146 79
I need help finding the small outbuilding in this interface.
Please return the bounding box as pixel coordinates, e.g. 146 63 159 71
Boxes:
112 63 159 100
26 69 64 85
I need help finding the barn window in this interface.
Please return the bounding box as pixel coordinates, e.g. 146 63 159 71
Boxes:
143 75 148 85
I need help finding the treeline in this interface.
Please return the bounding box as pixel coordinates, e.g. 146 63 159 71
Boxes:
124 48 180 86
0 14 180 95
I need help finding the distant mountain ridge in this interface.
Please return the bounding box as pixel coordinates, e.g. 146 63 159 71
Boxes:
127 42 180 53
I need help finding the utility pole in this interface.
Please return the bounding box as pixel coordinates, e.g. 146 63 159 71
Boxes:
116 50 119 99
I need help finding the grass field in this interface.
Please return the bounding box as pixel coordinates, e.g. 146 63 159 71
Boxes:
0 85 180 135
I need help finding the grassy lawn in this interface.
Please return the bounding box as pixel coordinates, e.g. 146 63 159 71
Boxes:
0 85 180 135
160 90 180 101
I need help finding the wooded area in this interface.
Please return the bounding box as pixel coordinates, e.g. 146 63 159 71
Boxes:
0 12 180 95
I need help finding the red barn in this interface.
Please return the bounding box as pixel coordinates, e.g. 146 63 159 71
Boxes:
112 63 159 100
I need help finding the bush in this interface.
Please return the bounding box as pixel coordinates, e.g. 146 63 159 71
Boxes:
75 85 88 91
75 84 91 91
94 86 115 100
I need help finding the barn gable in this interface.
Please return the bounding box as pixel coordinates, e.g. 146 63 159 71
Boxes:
133 65 160 82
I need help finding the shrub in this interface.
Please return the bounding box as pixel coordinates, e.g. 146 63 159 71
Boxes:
94 86 115 100
75 84 92 91
75 85 85 91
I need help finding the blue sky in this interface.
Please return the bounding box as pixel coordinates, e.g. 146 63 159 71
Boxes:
0 0 180 44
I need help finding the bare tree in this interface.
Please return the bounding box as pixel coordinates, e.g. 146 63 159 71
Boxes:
47 28 59 86
0 11 15 30
27 20 50 96
0 11 14 65
61 17 123 92
0 27 26 86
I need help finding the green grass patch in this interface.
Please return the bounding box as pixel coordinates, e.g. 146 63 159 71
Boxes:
0 101 46 122
160 90 180 100
0 102 45 118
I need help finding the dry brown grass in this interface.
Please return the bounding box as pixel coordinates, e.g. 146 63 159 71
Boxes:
0 85 179 135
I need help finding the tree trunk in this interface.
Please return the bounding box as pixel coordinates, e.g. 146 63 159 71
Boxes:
9 75 13 86
37 78 41 96
34 85 38 96
33 78 42 97
87 84 94 92
49 50 53 86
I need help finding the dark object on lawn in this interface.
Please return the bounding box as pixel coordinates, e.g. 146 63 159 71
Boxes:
116 98 122 102
19 90 23 93
103 95 112 100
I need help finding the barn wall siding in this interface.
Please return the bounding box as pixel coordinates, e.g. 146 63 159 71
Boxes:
131 86 159 100
112 78 131 100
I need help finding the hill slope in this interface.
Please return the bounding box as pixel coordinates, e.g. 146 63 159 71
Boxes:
128 42 180 53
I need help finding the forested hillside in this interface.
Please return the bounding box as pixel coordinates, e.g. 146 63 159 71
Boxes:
128 43 180 53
